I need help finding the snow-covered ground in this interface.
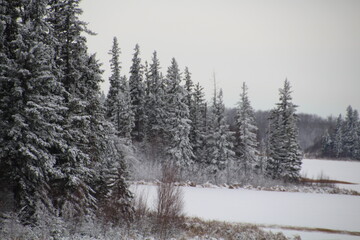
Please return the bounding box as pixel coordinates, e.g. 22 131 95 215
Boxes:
301 159 360 192
132 185 360 239
132 185 360 229
131 159 360 240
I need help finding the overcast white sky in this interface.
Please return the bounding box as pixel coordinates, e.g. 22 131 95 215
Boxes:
80 0 360 117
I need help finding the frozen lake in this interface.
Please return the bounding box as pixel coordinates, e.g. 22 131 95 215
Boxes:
132 159 360 240
301 159 360 192
132 185 360 239
132 185 360 228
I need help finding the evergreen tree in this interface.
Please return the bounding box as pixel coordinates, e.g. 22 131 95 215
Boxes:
265 108 283 179
104 38 134 139
343 106 359 159
47 0 92 94
105 37 122 132
97 135 134 223
84 57 133 224
0 0 66 224
333 114 344 158
352 109 360 159
118 75 135 140
206 88 235 175
355 110 360 160
129 44 146 142
321 130 333 157
191 83 208 164
144 51 167 155
265 80 302 181
164 58 193 167
48 2 132 220
235 82 259 176
47 0 100 218
184 67 194 112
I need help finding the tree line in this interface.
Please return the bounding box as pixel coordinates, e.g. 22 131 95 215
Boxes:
321 105 360 160
106 36 303 182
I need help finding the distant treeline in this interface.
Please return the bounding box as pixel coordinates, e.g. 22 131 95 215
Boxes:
320 106 360 160
227 107 359 160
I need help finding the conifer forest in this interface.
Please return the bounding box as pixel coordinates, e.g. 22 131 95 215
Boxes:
1 1 359 239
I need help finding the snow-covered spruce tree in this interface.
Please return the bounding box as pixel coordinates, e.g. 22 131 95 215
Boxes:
332 114 344 158
321 130 333 158
191 83 208 164
265 80 302 181
48 1 133 222
0 0 66 224
184 67 194 148
105 37 122 122
47 0 99 219
82 56 134 224
184 67 194 114
235 82 259 176
144 51 167 157
96 134 134 224
206 88 235 176
105 37 134 140
265 108 283 179
354 110 360 160
183 67 208 164
164 58 193 168
129 44 146 142
343 106 359 159
121 76 135 140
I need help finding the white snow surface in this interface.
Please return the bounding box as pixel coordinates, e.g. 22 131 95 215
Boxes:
131 159 360 239
132 185 360 233
301 158 360 191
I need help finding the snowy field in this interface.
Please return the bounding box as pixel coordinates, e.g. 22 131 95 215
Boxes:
301 158 360 192
131 159 360 240
132 185 360 239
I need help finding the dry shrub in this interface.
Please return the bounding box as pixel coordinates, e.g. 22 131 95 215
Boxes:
133 189 149 221
156 164 184 239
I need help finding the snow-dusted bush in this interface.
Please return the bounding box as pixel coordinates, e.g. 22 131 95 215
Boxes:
156 165 184 239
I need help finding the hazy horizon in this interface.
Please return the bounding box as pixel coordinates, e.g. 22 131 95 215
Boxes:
80 0 360 118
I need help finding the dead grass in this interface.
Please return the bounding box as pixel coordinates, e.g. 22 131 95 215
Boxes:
182 217 295 240
301 177 355 185
260 224 360 237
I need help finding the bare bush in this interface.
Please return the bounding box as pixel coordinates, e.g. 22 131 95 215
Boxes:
156 164 184 239
133 189 149 221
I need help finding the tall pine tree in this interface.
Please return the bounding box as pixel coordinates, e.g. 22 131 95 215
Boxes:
105 37 134 139
206 87 235 175
235 82 259 176
164 58 193 168
48 1 133 221
144 51 167 158
105 37 122 133
129 44 146 142
343 106 359 159
0 0 67 223
191 83 208 164
266 80 302 181
333 114 344 158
